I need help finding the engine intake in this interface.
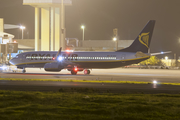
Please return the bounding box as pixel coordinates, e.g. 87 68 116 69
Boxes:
44 62 63 72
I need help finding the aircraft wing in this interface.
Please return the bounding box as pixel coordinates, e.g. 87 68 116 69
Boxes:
53 47 78 67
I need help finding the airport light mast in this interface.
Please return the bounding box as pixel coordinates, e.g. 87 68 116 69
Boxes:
113 37 118 51
113 28 118 51
20 26 25 39
81 25 85 41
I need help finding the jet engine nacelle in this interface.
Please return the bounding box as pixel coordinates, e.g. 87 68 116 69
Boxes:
44 62 63 72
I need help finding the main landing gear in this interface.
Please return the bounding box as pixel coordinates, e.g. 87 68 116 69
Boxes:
71 67 78 75
84 69 90 75
70 68 91 75
71 70 77 75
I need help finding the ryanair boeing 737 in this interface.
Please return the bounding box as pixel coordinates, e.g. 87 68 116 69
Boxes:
10 20 157 75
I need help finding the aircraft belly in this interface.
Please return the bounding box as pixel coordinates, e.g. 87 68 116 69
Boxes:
16 57 148 69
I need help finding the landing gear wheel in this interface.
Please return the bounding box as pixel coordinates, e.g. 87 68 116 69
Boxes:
71 70 77 75
22 69 26 73
84 69 90 75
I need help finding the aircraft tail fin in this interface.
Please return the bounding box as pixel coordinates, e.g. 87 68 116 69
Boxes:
117 20 155 53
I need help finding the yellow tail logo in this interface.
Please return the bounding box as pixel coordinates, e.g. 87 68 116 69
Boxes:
139 32 150 48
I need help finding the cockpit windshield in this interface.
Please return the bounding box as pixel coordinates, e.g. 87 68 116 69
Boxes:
15 55 18 58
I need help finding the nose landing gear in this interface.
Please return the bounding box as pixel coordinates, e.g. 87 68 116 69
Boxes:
22 68 26 73
71 66 78 75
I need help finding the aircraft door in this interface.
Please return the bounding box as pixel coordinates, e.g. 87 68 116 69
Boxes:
22 54 26 62
121 54 126 60
121 54 126 63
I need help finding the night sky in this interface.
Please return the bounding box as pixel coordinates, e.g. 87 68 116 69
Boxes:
0 0 180 58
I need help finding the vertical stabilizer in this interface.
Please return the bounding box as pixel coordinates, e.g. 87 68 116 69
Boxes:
117 20 155 53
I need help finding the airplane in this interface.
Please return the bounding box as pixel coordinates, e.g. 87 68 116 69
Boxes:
10 20 157 75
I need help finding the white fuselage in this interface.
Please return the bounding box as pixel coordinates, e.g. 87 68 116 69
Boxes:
10 51 149 69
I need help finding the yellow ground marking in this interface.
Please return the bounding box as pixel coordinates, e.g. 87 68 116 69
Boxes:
0 78 180 86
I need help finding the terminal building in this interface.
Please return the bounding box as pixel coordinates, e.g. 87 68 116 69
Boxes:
23 0 72 51
14 39 134 52
21 0 134 52
0 18 18 63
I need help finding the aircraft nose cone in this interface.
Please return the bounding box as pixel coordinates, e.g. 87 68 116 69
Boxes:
9 59 14 65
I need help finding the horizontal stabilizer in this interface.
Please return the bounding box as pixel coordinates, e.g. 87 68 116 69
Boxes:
151 51 171 56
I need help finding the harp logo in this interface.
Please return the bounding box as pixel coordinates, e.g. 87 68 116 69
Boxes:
139 32 150 48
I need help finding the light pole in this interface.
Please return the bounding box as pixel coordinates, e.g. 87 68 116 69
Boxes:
165 56 169 66
113 37 118 51
20 26 25 39
81 25 85 41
